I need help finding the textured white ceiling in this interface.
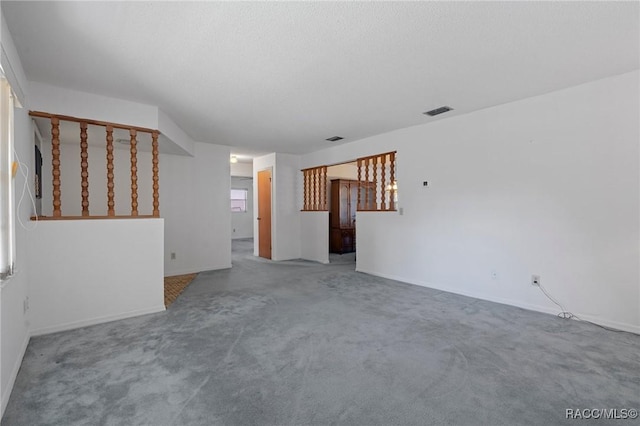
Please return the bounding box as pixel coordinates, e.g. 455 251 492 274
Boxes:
3 1 639 155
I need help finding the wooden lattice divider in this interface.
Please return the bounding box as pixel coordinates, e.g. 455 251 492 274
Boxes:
389 151 396 211
106 125 115 216
29 110 161 220
51 117 61 217
129 129 138 217
356 151 397 211
79 122 89 216
301 165 328 211
152 131 160 217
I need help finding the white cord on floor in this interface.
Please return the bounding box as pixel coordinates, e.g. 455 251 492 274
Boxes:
13 147 38 230
536 282 629 334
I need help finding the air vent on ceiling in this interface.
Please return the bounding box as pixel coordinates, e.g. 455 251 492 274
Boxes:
326 136 344 142
424 106 453 117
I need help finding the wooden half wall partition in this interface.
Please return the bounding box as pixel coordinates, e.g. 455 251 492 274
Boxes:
301 151 397 213
30 111 161 220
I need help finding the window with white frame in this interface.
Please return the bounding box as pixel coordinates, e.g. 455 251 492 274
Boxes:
0 73 15 281
231 188 248 213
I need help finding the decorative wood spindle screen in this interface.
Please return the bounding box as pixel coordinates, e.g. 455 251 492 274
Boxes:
106 125 115 216
130 129 139 216
50 117 62 217
79 122 89 216
29 111 161 219
301 166 328 211
357 151 397 211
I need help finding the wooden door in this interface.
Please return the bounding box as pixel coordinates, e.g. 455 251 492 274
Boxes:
257 169 272 259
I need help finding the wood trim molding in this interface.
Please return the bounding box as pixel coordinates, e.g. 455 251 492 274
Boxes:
30 110 160 134
31 215 159 221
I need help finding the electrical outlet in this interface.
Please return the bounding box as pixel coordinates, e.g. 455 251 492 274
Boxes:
531 275 540 286
23 297 29 314
491 270 498 280
171 252 176 260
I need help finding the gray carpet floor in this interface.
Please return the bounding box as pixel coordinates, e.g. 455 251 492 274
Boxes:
3 238 639 425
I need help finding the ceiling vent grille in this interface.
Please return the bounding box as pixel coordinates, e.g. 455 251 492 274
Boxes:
326 136 344 142
424 106 453 116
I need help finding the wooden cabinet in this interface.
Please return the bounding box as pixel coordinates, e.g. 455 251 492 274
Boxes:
330 179 358 253
358 182 377 211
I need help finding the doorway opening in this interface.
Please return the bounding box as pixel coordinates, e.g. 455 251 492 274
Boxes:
300 151 397 265
327 161 358 264
230 156 255 260
231 176 253 240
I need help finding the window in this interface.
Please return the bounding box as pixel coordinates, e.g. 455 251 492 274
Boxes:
0 73 15 281
231 188 248 212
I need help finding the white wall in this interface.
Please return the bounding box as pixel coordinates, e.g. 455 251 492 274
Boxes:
157 109 194 156
302 71 640 333
0 105 31 417
29 82 159 131
327 162 358 179
230 161 253 177
0 10 31 416
162 142 232 276
253 153 301 261
274 154 301 260
301 212 329 264
231 176 253 239
0 13 27 106
29 82 194 157
27 219 165 335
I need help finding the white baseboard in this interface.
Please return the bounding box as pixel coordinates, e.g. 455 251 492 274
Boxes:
565 312 640 334
300 254 330 264
30 305 166 337
356 267 640 335
1 331 30 417
164 264 232 277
